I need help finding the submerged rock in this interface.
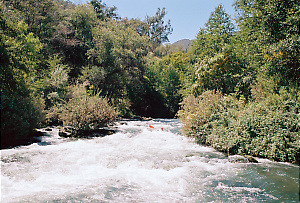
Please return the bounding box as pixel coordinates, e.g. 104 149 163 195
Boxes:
141 117 152 121
58 131 72 138
45 128 52 131
229 155 259 163
244 155 259 163
58 126 73 138
31 130 47 137
84 129 116 137
229 155 249 163
58 126 116 138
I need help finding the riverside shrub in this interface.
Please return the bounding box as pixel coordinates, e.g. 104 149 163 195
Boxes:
60 95 117 134
178 90 299 163
1 92 45 148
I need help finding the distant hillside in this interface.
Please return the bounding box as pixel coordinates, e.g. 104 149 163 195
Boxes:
173 39 192 50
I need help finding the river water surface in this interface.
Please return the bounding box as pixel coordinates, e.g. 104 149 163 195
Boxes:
1 119 299 202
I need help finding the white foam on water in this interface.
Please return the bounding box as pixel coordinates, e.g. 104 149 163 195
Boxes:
1 119 299 202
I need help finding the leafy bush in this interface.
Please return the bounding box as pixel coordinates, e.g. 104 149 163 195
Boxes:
1 92 45 148
55 85 117 135
45 102 64 126
60 95 117 133
42 57 70 125
178 91 224 141
44 85 118 134
178 89 300 163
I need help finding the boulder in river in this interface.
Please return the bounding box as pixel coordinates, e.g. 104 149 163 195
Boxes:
244 155 259 163
229 155 259 163
45 128 53 131
84 129 116 137
58 126 116 138
229 155 249 163
58 126 73 137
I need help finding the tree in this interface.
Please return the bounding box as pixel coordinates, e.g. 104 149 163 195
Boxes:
114 8 173 52
90 0 119 21
145 8 173 47
82 19 153 116
145 52 193 117
50 4 98 79
2 0 59 41
1 7 44 147
190 5 250 97
121 18 149 37
193 51 248 97
234 0 300 87
192 4 235 59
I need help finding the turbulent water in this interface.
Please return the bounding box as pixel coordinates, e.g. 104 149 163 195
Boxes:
1 119 299 202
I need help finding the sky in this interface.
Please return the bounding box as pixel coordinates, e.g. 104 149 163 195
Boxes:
70 0 236 44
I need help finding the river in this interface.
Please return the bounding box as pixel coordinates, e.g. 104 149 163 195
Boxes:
1 119 299 202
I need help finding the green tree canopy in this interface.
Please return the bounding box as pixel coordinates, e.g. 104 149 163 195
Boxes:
192 4 235 59
1 6 44 147
234 0 300 87
90 0 119 21
145 8 173 47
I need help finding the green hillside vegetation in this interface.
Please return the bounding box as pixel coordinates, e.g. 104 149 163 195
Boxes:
1 0 299 163
178 1 300 164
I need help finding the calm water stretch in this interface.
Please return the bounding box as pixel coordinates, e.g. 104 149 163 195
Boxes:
1 119 299 202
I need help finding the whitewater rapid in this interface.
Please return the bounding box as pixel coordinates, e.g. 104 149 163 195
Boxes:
1 119 299 202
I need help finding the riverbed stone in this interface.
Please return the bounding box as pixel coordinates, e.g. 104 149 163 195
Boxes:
228 155 259 163
58 126 116 138
31 130 46 137
85 129 116 137
58 126 73 137
45 128 52 131
244 155 259 163
228 155 249 163
59 131 72 137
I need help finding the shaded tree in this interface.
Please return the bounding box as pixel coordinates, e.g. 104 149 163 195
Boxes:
81 20 156 116
0 7 44 148
49 4 97 79
2 0 59 41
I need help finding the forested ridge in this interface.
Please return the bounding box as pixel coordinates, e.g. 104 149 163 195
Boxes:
1 0 299 163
